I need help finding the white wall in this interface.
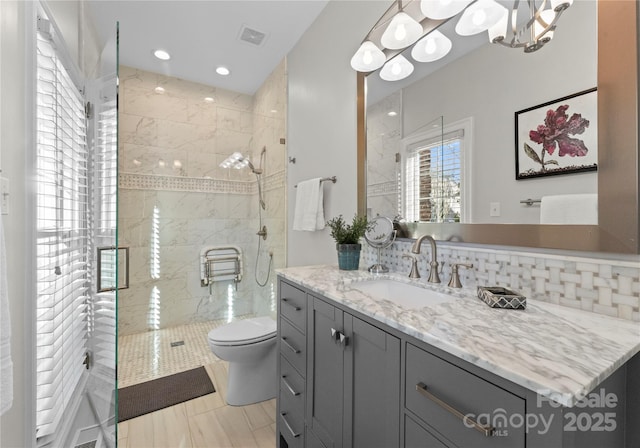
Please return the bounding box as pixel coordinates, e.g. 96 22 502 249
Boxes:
401 1 597 224
286 0 391 266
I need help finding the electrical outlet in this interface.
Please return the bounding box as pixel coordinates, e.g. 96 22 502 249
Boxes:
490 202 500 217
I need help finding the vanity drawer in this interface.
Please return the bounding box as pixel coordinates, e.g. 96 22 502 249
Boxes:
279 378 305 448
405 414 449 448
279 280 307 333
405 343 525 448
280 318 306 375
280 355 305 413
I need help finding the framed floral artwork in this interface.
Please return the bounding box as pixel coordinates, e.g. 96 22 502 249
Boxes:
515 88 597 180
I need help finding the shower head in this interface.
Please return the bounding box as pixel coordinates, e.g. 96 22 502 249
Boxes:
219 152 262 174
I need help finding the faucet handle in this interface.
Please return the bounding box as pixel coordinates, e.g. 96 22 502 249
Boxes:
447 263 473 288
402 254 420 279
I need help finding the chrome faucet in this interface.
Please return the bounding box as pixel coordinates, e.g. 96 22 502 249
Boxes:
411 235 441 283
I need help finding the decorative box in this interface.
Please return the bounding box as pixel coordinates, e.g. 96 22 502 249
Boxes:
477 286 526 310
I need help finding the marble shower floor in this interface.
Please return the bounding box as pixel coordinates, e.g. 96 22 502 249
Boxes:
117 317 276 448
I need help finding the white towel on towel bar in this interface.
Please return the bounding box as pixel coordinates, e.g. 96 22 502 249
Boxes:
0 202 12 415
293 178 325 231
540 194 598 225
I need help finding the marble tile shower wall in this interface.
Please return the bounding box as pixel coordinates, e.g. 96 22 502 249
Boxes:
362 241 640 322
118 64 286 336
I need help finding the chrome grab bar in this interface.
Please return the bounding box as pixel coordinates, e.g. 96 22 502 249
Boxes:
281 298 301 311
415 383 494 437
281 337 301 354
281 376 300 396
280 412 300 438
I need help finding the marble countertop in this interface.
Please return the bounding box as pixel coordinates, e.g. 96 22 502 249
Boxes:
276 265 640 407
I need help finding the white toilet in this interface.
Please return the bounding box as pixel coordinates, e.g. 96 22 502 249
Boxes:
207 316 277 406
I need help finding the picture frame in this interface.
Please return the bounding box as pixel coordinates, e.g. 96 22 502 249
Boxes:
515 87 597 180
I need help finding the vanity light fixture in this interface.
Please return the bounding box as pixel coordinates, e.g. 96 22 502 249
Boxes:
411 30 452 62
351 41 386 72
380 12 423 50
153 49 171 61
455 0 507 36
488 0 572 52
216 66 231 76
350 0 574 81
380 55 414 81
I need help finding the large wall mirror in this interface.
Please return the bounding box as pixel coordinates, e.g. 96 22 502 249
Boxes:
357 0 639 254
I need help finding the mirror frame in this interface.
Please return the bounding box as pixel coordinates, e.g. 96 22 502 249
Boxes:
357 0 639 254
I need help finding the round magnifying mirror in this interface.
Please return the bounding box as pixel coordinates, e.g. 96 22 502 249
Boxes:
364 216 396 273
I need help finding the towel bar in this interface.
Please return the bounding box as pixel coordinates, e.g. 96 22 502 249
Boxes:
294 176 337 188
520 198 541 206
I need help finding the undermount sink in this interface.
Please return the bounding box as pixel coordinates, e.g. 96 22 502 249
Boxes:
350 279 454 309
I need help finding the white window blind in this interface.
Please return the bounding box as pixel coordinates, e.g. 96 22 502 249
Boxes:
405 130 463 223
35 29 89 441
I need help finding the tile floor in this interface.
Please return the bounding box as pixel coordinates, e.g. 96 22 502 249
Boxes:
117 318 276 448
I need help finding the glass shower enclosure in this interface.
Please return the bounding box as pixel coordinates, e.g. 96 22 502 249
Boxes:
33 11 119 448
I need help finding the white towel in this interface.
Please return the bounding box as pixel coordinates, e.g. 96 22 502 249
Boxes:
0 202 12 415
293 178 325 231
540 194 598 225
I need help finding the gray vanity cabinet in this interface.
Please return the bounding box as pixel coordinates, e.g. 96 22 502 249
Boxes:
277 275 638 448
306 295 401 448
278 279 308 448
405 343 525 448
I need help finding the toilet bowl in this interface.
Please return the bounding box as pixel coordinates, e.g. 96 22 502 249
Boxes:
208 316 277 406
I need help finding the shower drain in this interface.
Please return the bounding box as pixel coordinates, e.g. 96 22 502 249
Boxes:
170 340 185 347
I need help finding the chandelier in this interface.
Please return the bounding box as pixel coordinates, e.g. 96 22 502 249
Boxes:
351 0 574 81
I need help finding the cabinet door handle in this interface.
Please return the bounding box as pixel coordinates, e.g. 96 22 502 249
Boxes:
281 376 300 396
331 327 338 340
339 332 348 346
281 298 301 311
415 383 494 437
281 337 301 354
280 412 301 438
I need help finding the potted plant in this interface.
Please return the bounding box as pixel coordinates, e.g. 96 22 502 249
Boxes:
326 214 372 270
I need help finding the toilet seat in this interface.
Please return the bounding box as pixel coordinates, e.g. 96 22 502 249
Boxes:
208 316 276 347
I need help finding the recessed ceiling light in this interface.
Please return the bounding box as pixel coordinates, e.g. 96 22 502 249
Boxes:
154 86 165 94
153 49 171 61
204 97 215 103
270 109 278 114
216 66 230 76
387 111 398 117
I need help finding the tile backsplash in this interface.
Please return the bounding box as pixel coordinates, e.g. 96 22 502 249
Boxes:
362 240 640 322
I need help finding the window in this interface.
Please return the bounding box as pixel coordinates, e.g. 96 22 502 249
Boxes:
404 120 470 223
35 24 89 443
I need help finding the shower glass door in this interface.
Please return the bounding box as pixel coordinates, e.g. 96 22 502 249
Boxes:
82 21 119 448
33 15 118 447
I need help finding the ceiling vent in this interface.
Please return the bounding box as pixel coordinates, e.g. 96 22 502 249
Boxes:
238 25 267 47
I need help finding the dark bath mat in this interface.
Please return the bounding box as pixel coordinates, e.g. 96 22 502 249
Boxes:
118 366 215 422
